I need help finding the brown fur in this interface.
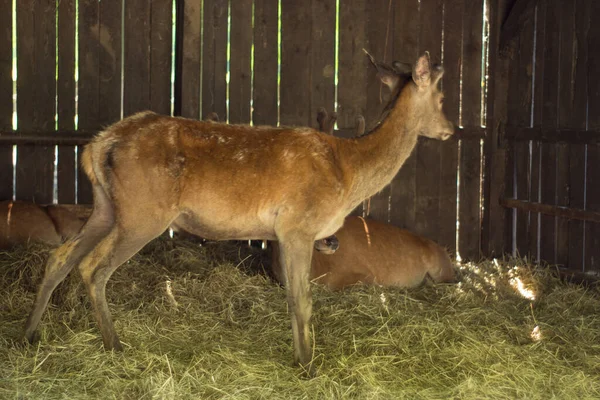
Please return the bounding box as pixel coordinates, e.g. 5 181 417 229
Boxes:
24 52 454 373
0 201 91 249
272 216 455 290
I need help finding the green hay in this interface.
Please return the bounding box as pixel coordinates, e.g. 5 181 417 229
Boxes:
1 239 600 399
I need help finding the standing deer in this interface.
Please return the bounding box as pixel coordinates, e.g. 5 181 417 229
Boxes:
271 216 455 290
24 51 453 373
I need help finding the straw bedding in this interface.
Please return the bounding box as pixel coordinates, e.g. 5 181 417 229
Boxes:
1 238 599 399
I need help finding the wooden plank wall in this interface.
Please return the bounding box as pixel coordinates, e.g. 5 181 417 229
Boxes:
1 1 173 204
502 0 598 273
2 0 492 262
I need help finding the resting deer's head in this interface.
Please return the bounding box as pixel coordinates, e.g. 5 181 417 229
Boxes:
365 50 454 141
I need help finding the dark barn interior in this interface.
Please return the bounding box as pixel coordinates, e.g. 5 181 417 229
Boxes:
1 0 600 397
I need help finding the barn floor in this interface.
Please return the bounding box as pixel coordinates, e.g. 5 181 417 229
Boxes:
1 239 599 399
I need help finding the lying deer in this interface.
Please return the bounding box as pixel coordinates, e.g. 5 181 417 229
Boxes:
271 216 455 290
0 201 91 249
24 50 453 373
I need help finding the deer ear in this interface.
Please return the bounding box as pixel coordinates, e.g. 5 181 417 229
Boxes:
364 49 400 92
413 52 432 89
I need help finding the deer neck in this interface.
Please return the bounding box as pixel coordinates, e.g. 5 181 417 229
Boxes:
342 93 420 208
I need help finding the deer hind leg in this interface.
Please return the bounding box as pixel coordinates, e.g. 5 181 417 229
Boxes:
77 215 173 351
277 232 315 373
24 185 114 343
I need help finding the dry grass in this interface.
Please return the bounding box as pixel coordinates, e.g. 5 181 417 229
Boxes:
1 238 600 399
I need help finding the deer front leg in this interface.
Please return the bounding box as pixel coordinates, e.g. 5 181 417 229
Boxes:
277 233 315 375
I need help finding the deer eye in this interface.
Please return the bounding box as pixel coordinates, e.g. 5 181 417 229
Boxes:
439 97 445 105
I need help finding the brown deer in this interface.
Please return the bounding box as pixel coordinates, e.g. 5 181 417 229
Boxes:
0 201 91 249
24 51 453 373
271 216 455 290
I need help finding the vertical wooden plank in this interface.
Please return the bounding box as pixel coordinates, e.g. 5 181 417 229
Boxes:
280 1 311 126
553 0 576 268
77 0 100 204
527 2 546 263
514 9 535 258
585 0 600 273
16 0 55 204
57 0 76 204
180 0 201 119
568 0 591 271
364 0 395 222
252 0 278 126
414 0 443 241
0 0 13 200
482 0 512 257
98 1 122 127
389 0 420 231
458 0 483 260
202 0 228 121
123 0 150 117
337 0 366 130
435 0 462 254
309 0 335 129
150 1 173 116
229 0 252 124
539 0 560 264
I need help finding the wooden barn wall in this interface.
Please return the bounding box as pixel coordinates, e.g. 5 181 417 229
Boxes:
0 0 491 261
0 0 173 204
499 0 599 273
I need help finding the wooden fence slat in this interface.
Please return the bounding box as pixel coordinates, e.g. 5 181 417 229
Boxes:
568 0 591 271
434 0 463 254
252 0 278 126
0 0 12 200
202 0 228 121
98 1 122 127
389 0 420 230
513 8 535 258
180 0 201 119
585 0 600 272
481 0 511 257
229 0 252 124
364 0 395 222
309 0 335 129
280 1 311 127
554 0 577 267
77 0 100 204
539 0 560 264
414 0 444 242
16 0 55 204
124 0 150 117
458 0 483 260
527 2 546 262
337 0 366 131
150 0 173 116
57 0 76 204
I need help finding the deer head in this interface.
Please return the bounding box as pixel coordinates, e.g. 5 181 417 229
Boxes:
365 50 454 141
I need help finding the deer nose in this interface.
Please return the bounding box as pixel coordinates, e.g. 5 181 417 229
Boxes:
441 122 454 140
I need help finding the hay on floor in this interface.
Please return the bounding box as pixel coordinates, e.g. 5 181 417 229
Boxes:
1 238 599 399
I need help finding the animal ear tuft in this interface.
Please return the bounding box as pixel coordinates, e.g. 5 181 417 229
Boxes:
412 52 432 88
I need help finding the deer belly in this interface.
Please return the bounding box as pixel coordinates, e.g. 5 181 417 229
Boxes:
173 210 276 241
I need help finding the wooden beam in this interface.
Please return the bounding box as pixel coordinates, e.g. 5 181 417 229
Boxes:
504 126 600 145
500 197 600 224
